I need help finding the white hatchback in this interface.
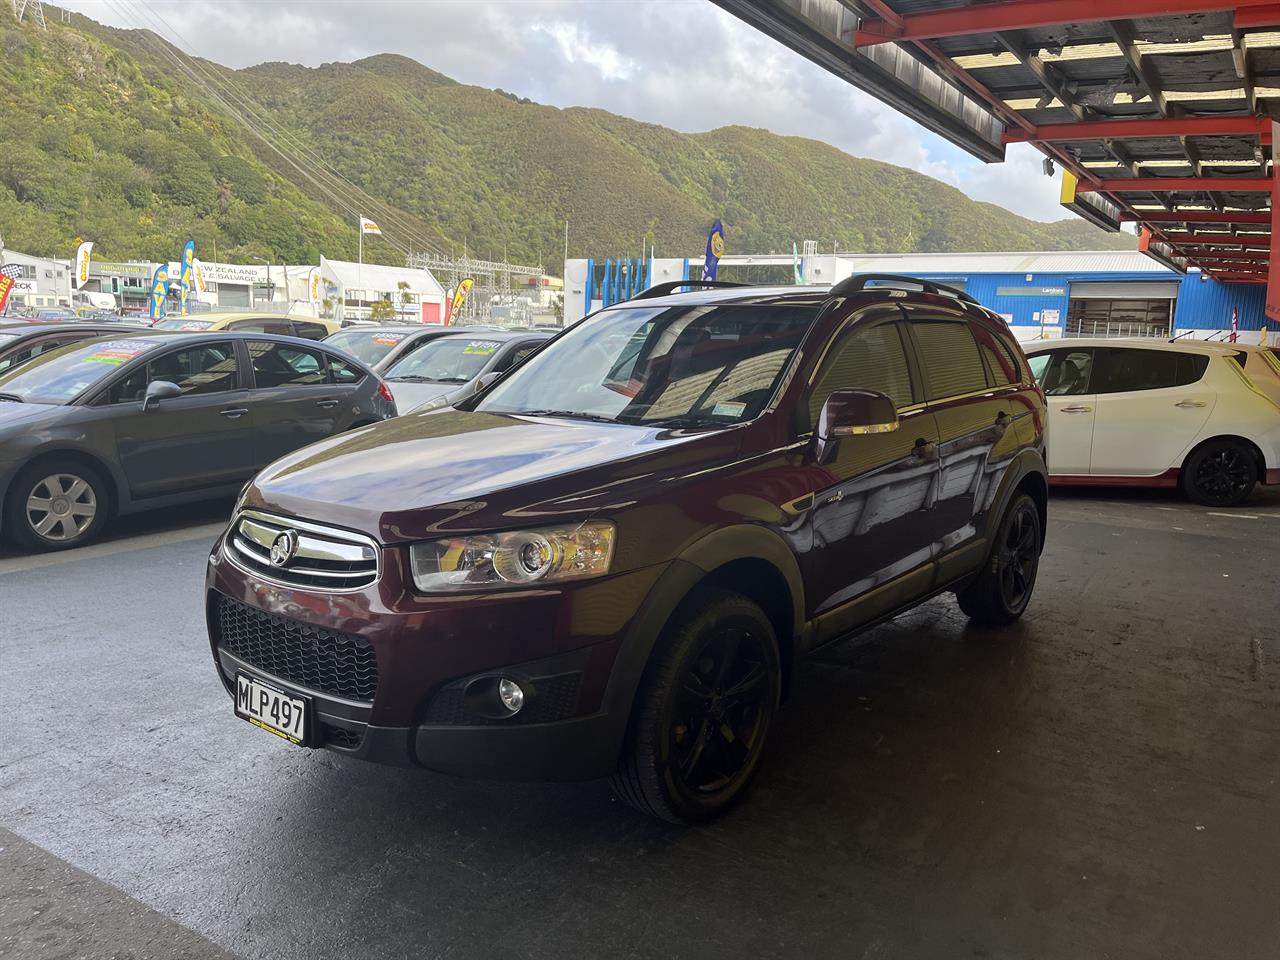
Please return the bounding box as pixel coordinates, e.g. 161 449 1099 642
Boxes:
1025 338 1280 506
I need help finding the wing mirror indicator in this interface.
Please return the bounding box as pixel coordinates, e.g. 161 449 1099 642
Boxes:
143 380 182 411
815 390 898 461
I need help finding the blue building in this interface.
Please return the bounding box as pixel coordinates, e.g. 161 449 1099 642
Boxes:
564 250 1271 343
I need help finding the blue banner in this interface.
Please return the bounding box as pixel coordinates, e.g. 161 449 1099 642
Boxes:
178 240 195 315
702 220 724 281
149 264 169 321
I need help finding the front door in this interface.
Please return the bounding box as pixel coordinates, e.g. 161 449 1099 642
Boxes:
801 310 942 638
107 340 254 497
1029 347 1097 476
1087 347 1215 477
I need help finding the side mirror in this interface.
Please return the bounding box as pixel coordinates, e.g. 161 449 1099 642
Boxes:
475 371 503 392
144 380 182 411
815 389 898 461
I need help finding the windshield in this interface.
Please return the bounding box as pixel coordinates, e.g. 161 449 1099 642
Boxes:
325 329 412 365
385 337 501 383
0 338 160 404
154 318 213 331
476 304 815 426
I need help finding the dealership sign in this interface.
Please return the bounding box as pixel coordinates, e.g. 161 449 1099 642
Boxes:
996 286 1067 297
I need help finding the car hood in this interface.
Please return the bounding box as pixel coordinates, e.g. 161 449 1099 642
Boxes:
0 400 68 439
245 409 740 543
383 380 459 412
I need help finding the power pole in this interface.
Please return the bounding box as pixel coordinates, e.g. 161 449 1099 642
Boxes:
12 0 49 30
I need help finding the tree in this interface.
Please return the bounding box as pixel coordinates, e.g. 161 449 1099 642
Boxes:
369 298 396 321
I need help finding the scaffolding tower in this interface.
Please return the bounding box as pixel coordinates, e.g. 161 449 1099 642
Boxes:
407 253 546 325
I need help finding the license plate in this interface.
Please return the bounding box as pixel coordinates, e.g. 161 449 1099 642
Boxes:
235 673 308 745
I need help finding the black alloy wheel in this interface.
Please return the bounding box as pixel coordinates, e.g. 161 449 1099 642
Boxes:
612 589 781 823
1183 440 1257 507
956 492 1041 626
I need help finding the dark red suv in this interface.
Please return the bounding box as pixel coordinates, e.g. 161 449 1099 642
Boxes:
206 275 1048 822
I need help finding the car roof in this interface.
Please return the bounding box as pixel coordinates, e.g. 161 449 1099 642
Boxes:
1023 337 1244 355
0 321 152 336
193 311 334 323
427 330 550 343
68 330 354 349
330 323 496 335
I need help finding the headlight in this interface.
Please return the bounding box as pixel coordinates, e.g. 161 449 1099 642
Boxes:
409 521 615 592
413 395 451 413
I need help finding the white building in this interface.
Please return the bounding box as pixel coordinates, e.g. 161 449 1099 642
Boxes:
0 249 72 311
319 257 447 323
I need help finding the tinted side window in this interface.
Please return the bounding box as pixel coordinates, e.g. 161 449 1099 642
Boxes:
248 340 326 387
1092 348 1208 394
808 321 914 424
327 354 363 385
971 323 1023 386
495 341 542 372
1041 349 1094 396
147 343 239 396
913 320 989 399
230 318 292 336
293 321 328 340
107 366 148 404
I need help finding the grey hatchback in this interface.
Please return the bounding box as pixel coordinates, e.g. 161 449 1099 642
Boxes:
0 331 396 551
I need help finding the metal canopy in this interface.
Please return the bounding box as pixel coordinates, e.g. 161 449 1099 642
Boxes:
712 0 1280 302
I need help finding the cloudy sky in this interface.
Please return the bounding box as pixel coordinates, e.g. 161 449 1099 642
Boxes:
63 0 1066 222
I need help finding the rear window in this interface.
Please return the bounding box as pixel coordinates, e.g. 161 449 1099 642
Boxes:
324 329 410 365
1092 348 1209 394
154 318 213 331
913 319 989 399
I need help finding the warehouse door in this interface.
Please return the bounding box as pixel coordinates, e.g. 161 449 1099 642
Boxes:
1067 282 1178 339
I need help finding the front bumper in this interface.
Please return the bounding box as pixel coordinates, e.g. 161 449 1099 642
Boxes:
206 530 672 781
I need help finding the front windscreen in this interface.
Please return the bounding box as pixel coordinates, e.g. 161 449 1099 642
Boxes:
475 303 816 427
384 337 501 384
0 338 160 404
154 318 213 331
325 329 411 365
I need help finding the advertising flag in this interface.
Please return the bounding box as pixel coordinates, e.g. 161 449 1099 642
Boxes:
447 277 474 324
0 264 18 313
308 267 321 304
1230 305 1239 343
149 263 169 322
359 217 382 236
192 258 208 294
178 240 195 315
74 241 94 290
702 220 725 281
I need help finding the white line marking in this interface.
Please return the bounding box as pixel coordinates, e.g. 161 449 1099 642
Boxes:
0 522 226 576
1207 512 1259 519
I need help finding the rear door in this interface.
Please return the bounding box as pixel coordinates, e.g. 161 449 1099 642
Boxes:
903 307 1014 562
106 340 253 497
801 307 941 633
243 339 345 466
1028 347 1097 476
1088 347 1215 477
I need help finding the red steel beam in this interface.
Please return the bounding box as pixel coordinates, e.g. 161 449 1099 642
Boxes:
1267 120 1280 321
1004 116 1268 144
1236 4 1280 28
1211 274 1268 283
1177 248 1271 260
1120 210 1272 224
1161 232 1272 246
854 0 1280 46
1080 177 1273 193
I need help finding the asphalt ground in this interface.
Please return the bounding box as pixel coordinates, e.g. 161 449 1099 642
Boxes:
1 488 1278 960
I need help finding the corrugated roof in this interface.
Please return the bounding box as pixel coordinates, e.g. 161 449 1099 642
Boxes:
319 256 445 296
834 250 1173 276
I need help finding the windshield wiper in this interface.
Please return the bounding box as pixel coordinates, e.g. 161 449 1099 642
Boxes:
0 393 24 403
642 414 730 429
510 408 620 423
387 374 438 382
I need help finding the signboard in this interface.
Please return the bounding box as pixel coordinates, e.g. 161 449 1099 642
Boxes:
1041 308 1061 325
996 286 1067 297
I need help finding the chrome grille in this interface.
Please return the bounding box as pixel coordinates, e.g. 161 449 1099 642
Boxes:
226 509 380 590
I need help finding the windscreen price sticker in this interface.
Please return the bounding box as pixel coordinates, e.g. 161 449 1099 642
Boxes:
84 341 158 365
373 334 408 346
462 341 498 355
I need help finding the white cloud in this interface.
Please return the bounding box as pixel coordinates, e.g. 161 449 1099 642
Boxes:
61 0 1072 224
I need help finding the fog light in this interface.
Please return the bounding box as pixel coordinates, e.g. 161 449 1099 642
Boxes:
498 678 525 714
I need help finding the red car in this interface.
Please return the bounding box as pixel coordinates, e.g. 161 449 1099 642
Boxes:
206 275 1048 822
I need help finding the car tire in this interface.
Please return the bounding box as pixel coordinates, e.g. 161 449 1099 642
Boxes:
611 588 781 824
956 492 1041 627
1180 439 1258 507
4 459 110 552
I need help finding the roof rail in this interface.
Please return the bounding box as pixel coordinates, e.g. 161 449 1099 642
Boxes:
828 273 980 306
627 280 747 302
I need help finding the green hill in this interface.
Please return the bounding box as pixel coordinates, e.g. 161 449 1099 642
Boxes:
0 7 1134 268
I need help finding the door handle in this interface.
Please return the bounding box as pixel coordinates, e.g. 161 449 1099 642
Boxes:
913 437 937 462
1174 399 1206 408
316 399 340 409
1060 405 1092 414
219 407 249 419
